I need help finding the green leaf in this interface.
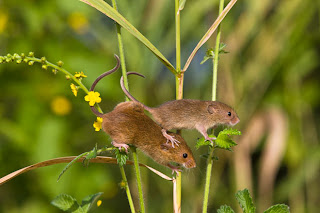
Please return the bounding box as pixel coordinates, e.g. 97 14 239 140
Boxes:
196 136 214 149
235 189 256 213
79 0 177 75
51 194 82 212
115 149 129 167
57 152 89 181
179 0 187 12
81 192 104 213
182 0 238 72
215 134 237 149
217 205 236 213
83 144 98 167
200 48 214 64
218 128 242 136
264 204 290 213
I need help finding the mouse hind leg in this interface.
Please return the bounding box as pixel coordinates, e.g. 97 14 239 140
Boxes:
112 141 129 153
195 124 216 143
161 129 180 148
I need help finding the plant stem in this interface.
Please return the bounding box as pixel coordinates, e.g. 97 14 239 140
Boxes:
111 1 145 212
202 147 215 213
202 0 224 212
119 166 136 213
131 147 146 213
212 0 224 101
111 0 129 101
174 0 183 212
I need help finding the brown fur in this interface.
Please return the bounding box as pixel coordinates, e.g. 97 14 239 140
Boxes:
102 102 196 169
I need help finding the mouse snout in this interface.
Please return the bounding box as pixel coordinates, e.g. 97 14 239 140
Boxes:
184 159 196 169
230 116 240 126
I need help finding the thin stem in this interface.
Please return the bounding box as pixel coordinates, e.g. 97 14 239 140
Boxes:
202 147 215 213
174 0 182 212
119 166 136 213
202 0 224 212
111 0 129 101
111 1 145 212
131 147 146 213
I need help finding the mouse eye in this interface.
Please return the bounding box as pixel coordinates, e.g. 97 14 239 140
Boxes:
228 112 232 116
183 153 188 158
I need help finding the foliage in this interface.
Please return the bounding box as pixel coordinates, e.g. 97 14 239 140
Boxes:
196 128 241 150
218 189 289 213
51 193 103 213
0 0 319 212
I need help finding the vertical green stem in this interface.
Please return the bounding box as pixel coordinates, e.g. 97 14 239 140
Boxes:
119 166 136 213
111 1 145 212
111 0 129 99
202 0 224 212
174 0 182 212
202 147 215 213
131 147 146 213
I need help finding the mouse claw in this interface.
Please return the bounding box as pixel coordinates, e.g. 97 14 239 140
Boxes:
167 164 181 176
161 129 180 148
112 141 129 153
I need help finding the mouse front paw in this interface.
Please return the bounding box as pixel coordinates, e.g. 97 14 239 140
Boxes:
112 141 129 153
167 164 182 176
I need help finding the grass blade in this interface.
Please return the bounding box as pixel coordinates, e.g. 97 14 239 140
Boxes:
79 0 177 75
182 0 238 72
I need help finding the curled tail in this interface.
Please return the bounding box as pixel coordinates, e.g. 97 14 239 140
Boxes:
120 72 152 111
90 54 120 117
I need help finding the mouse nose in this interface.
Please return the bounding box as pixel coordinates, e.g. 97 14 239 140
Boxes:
230 116 240 126
185 159 196 168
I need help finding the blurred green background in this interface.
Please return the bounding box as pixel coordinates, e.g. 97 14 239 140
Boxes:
0 0 319 212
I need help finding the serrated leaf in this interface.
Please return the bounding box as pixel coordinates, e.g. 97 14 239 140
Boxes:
81 192 104 212
115 149 128 167
217 205 235 213
51 194 82 212
218 128 242 137
235 189 256 213
196 136 214 149
215 134 237 149
264 204 290 213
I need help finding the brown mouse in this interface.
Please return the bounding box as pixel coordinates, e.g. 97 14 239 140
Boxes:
120 72 240 145
89 57 196 173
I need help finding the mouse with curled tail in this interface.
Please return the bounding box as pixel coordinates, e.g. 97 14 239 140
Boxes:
120 72 240 146
89 56 196 174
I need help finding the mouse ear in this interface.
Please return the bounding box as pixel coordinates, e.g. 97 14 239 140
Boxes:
207 104 218 114
160 143 172 151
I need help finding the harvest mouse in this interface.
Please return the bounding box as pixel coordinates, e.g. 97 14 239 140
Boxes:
120 72 240 144
89 57 196 173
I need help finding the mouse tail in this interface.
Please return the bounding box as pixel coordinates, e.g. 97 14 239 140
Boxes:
120 72 152 111
90 54 120 91
90 54 120 117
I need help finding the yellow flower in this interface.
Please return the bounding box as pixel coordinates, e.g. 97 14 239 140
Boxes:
85 91 101 106
97 200 102 207
51 96 72 116
70 83 78 97
0 11 8 34
68 12 89 34
74 71 87 79
93 117 103 131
